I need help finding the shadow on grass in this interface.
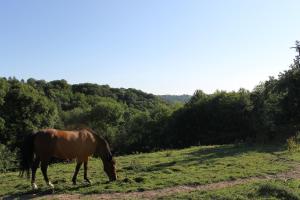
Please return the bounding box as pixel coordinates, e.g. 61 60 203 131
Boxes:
145 144 286 172
121 144 287 173
2 189 54 200
145 161 178 172
2 183 92 200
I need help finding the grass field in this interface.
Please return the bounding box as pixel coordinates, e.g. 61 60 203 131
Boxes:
1 144 300 198
160 179 300 200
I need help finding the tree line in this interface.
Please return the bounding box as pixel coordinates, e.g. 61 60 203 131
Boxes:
0 42 299 172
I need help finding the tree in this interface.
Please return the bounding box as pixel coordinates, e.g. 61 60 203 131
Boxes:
0 78 9 138
1 82 58 148
165 89 253 147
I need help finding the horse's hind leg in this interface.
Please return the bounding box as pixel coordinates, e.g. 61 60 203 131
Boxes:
84 161 91 184
72 162 82 185
41 160 54 189
31 157 40 190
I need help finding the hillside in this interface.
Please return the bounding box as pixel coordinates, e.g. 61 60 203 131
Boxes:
159 94 191 103
1 144 300 199
0 78 176 158
1 50 300 160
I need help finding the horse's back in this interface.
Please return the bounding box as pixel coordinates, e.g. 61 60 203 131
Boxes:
34 129 97 161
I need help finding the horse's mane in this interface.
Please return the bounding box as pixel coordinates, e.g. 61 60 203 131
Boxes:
83 128 107 143
82 128 113 156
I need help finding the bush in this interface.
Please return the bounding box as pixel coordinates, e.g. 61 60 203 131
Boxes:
287 132 300 152
0 144 18 172
258 183 300 200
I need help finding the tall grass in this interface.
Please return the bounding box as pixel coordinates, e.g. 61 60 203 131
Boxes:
287 131 300 152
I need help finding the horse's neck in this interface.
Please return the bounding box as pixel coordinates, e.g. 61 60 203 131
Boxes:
93 134 110 158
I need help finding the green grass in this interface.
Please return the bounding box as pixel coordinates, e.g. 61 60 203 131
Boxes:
160 180 300 200
1 144 300 197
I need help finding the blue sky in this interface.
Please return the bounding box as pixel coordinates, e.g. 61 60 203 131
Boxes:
1 0 300 95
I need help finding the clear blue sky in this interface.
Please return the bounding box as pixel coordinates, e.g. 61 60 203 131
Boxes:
1 0 300 95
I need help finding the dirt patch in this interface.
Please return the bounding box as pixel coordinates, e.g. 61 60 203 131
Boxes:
4 165 300 200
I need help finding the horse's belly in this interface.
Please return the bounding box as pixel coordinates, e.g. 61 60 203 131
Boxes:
53 141 81 160
53 141 92 160
53 151 77 160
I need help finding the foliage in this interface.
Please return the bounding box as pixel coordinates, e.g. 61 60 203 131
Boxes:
287 136 299 152
287 131 300 152
1 41 300 170
161 41 300 148
0 80 58 149
159 94 191 104
257 182 300 200
0 77 175 157
164 89 253 147
0 144 17 172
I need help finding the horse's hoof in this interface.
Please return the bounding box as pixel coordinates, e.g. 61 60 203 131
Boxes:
47 181 55 189
72 181 77 185
31 183 38 190
84 179 92 184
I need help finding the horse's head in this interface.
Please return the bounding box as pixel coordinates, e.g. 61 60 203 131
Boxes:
103 153 117 181
94 133 117 181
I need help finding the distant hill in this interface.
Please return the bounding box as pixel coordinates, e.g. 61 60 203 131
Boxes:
159 95 191 103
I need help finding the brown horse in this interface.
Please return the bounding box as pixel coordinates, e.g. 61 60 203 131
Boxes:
19 128 117 190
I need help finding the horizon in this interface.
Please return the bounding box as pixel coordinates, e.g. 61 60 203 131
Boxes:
1 1 300 95
0 69 290 96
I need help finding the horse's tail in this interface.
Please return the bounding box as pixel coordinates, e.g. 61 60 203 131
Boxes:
19 132 36 178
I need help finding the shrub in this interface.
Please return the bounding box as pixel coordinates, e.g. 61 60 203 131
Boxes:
287 131 300 152
258 183 300 200
0 144 18 172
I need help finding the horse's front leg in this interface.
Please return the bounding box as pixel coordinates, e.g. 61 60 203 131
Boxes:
72 162 82 185
84 161 91 184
